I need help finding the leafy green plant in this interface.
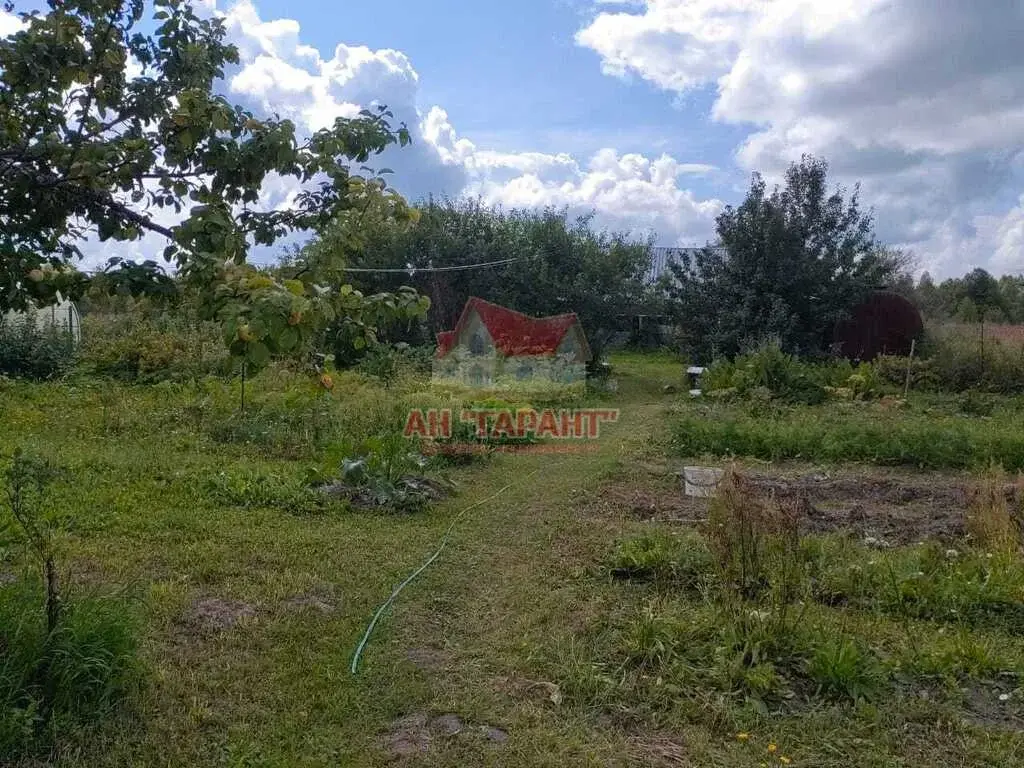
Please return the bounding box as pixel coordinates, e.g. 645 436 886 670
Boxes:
204 469 327 515
701 342 842 405
844 361 882 399
334 433 443 512
806 636 886 702
606 532 712 589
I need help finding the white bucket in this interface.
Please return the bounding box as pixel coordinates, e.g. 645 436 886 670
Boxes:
682 466 724 498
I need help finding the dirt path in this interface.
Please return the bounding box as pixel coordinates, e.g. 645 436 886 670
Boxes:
360 394 672 766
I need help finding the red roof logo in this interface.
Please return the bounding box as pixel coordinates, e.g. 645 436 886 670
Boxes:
436 297 590 360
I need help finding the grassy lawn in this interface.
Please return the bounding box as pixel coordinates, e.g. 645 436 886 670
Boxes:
3 353 1024 766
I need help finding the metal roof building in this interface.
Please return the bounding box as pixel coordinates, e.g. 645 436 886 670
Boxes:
647 246 728 283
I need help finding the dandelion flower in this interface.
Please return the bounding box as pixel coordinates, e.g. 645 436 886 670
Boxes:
767 743 778 753
736 732 750 742
779 757 792 765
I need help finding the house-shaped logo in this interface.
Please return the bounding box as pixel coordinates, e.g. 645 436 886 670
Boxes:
433 297 591 387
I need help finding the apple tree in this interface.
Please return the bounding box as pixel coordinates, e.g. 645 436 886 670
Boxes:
0 0 428 366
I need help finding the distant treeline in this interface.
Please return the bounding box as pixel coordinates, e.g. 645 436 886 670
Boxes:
893 269 1024 325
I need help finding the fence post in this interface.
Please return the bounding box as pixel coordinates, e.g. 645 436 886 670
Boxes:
903 338 916 398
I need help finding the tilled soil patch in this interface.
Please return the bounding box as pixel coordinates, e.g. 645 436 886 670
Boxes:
589 464 1021 544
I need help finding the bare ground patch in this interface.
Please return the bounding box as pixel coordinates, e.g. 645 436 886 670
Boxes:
381 711 509 761
405 645 450 672
586 462 1006 544
960 679 1024 731
180 596 257 633
626 733 690 767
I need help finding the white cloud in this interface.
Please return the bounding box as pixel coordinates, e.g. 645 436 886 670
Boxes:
420 108 722 244
215 0 722 248
577 0 1024 275
2 1 725 269
576 0 753 92
915 197 1024 278
0 10 24 37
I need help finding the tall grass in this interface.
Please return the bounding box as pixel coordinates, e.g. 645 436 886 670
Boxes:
0 581 140 760
965 466 1022 552
877 324 1024 394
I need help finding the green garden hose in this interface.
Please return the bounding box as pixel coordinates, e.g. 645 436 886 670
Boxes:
350 468 540 674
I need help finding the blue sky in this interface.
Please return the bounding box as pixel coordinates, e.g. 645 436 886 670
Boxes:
244 0 746 205
212 0 1024 276
2 0 1022 276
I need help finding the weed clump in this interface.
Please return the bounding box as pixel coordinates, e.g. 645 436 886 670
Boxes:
965 465 1022 553
805 636 885 703
606 531 711 589
704 467 805 602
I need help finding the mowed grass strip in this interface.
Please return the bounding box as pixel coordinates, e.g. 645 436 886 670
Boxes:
674 398 1024 469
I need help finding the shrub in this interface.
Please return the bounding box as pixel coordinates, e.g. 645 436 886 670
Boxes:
79 311 229 382
355 343 434 386
702 343 858 405
0 320 76 380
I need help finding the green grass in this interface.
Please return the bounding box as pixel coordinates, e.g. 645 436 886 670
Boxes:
2 352 1024 765
0 579 141 762
0 360 650 765
673 396 1024 469
548 525 1024 766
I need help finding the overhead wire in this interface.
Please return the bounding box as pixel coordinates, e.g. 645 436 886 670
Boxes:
339 257 525 274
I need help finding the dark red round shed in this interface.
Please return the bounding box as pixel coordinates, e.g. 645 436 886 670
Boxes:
833 291 923 360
